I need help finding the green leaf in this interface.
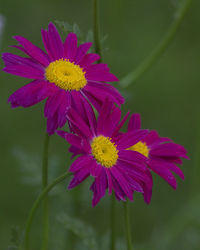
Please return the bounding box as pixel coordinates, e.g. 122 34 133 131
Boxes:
73 23 82 38
55 20 72 34
86 30 93 43
7 226 22 250
12 146 61 191
57 213 99 250
100 34 108 45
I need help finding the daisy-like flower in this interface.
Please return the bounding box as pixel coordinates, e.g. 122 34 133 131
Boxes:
57 99 152 206
127 113 188 191
2 22 123 134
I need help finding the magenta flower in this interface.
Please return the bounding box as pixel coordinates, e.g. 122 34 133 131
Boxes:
127 113 188 191
2 22 123 134
57 100 152 206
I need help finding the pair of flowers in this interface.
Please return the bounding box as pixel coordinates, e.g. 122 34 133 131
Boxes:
2 22 188 206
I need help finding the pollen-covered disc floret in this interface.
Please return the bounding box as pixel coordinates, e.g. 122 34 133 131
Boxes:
91 136 119 168
45 59 87 91
128 141 149 158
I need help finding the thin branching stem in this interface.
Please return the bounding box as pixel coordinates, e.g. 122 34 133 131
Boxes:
120 0 192 88
24 171 72 250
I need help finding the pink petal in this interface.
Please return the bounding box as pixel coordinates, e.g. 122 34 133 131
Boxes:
8 80 52 108
128 113 141 131
64 32 77 61
75 42 92 63
14 35 49 66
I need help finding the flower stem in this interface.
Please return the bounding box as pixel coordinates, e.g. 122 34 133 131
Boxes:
110 193 116 250
93 0 102 61
123 202 133 250
24 171 72 250
41 133 50 250
120 0 192 88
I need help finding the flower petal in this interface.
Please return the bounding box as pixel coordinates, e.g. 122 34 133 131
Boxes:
69 155 93 173
90 161 103 177
86 70 118 82
128 113 141 131
63 32 77 61
91 169 107 207
112 111 130 137
97 100 121 136
2 53 43 69
111 176 126 201
115 165 144 193
57 91 71 127
97 100 114 135
79 53 100 68
41 29 54 60
148 160 177 189
75 42 92 63
143 130 171 146
110 167 133 201
68 167 90 189
46 22 64 60
141 170 153 204
81 89 102 112
150 142 188 159
86 63 109 72
85 81 124 106
14 35 49 66
46 112 59 135
8 80 52 108
67 107 94 139
3 64 44 79
44 89 62 118
81 96 97 135
69 145 85 158
105 169 113 195
57 131 90 153
117 130 149 149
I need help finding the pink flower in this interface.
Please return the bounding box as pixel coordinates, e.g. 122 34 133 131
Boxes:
127 113 188 197
57 100 152 206
2 22 123 134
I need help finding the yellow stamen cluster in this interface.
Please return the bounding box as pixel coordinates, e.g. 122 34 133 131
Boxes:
91 136 119 168
45 59 87 91
128 141 149 158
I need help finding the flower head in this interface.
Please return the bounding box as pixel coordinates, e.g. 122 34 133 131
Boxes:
127 113 189 191
57 100 152 206
2 22 123 134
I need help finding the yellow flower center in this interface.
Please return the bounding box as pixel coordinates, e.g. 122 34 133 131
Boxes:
45 59 87 91
91 136 119 168
128 141 149 158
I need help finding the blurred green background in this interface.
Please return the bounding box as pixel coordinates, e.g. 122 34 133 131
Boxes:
0 0 199 249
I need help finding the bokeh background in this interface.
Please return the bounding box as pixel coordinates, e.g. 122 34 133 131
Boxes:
0 0 199 249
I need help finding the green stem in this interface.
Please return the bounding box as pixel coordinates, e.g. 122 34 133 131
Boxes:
93 0 102 61
120 0 192 88
123 202 133 250
110 194 116 250
24 171 72 250
41 133 50 250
